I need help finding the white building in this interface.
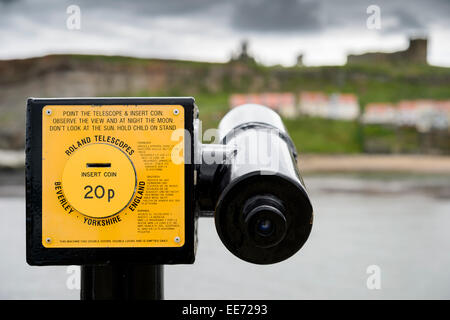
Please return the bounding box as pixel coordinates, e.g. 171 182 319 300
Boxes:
229 93 297 118
414 100 450 132
362 103 397 124
435 101 450 129
299 92 360 120
362 99 450 132
298 92 328 117
329 93 360 120
396 100 424 127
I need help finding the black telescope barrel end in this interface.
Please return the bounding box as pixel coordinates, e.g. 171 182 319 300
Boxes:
214 172 313 265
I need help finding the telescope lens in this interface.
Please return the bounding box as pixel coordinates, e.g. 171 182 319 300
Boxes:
214 174 313 264
255 218 274 236
243 197 287 249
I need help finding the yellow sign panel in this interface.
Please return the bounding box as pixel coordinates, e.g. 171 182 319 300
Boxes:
42 105 185 248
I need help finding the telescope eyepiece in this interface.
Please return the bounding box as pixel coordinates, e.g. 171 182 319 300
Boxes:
243 196 287 248
255 218 274 237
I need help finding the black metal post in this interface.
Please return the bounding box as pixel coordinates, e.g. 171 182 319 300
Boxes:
80 264 163 300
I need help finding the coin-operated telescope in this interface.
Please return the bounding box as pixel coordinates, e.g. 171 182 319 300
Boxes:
197 104 313 264
26 97 313 299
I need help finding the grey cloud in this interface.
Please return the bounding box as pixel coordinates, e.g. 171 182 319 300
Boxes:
2 0 449 34
229 0 450 34
382 9 426 34
231 0 322 33
395 10 423 29
70 0 223 18
0 0 449 64
368 0 450 35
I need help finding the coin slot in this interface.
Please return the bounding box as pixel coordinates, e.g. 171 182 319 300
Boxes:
86 163 111 168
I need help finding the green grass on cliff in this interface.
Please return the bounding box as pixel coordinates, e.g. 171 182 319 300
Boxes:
128 90 361 153
94 54 450 154
125 87 449 154
284 117 361 153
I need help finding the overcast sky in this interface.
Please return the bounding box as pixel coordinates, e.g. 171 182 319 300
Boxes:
1 0 449 66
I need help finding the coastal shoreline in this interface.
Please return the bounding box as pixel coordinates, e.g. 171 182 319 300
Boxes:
298 154 450 174
1 149 449 174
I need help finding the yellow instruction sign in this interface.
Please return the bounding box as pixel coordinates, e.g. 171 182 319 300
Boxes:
41 105 185 248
